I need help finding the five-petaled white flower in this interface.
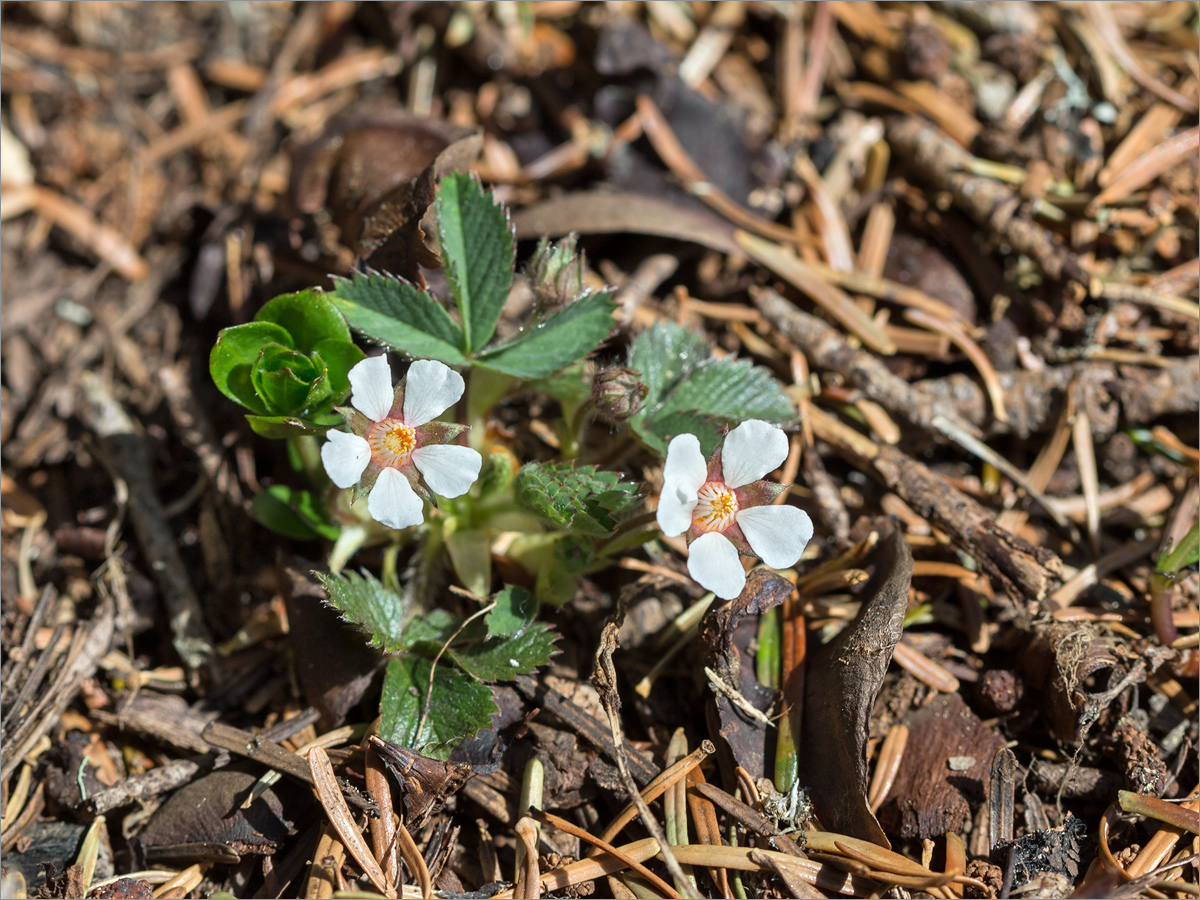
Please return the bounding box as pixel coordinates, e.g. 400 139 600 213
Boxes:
320 356 482 530
656 419 813 600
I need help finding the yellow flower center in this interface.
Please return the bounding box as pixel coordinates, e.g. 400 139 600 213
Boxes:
693 481 738 533
368 418 416 468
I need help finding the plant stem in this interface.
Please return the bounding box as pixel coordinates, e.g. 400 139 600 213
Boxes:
595 510 660 555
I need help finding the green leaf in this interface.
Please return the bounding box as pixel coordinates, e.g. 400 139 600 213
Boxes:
311 338 366 400
436 173 514 353
449 621 557 681
398 608 460 654
210 322 294 414
256 289 353 353
654 357 794 424
245 415 331 440
628 322 709 413
476 291 615 378
251 345 322 414
629 322 794 457
251 485 340 540
330 271 468 365
379 657 497 758
486 585 537 638
514 462 640 537
315 570 414 653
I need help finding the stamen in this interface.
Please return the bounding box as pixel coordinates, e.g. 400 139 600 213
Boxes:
693 481 738 533
368 418 417 468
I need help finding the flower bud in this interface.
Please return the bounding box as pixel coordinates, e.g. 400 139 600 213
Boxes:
526 234 585 307
591 365 647 424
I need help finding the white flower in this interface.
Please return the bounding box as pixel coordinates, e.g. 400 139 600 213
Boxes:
656 419 813 599
320 356 483 529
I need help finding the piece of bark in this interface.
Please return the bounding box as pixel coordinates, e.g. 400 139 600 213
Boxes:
914 357 1200 438
871 444 1062 605
800 522 912 849
886 116 1086 284
754 287 981 436
809 405 1063 606
699 569 795 781
876 692 1007 840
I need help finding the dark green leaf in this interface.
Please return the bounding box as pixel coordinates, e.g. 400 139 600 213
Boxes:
514 462 640 537
331 271 468 365
449 621 557 681
252 486 320 540
476 291 615 377
397 608 460 654
210 322 294 414
436 173 514 353
634 409 725 457
256 289 353 352
485 585 536 638
653 357 793 426
316 570 414 653
379 657 497 758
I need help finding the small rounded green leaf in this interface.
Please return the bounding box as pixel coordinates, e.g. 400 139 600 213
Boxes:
252 346 319 414
311 338 366 400
252 485 341 540
256 289 352 353
210 322 294 414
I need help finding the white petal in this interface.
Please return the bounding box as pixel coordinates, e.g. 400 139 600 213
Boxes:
720 419 789 488
320 431 370 488
412 444 482 498
736 504 814 569
687 532 747 600
367 468 424 530
403 359 465 427
349 355 394 422
656 433 707 536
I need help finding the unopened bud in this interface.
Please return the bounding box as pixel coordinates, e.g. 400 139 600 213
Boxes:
591 365 647 424
526 234 585 307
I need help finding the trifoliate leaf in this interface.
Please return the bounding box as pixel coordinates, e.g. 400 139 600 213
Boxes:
315 570 413 653
475 291 615 377
514 462 640 537
330 270 468 364
436 173 514 354
379 656 497 759
628 321 794 456
449 621 558 682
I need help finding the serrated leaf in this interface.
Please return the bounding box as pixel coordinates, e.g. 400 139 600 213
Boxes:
628 322 793 457
450 621 557 681
628 321 710 413
654 357 793 424
256 289 353 353
436 173 514 353
316 570 414 653
476 291 615 377
486 585 536 638
210 322 294 414
514 462 640 537
379 657 497 758
330 271 468 364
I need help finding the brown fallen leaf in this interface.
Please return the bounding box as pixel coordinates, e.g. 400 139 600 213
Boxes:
799 520 912 849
